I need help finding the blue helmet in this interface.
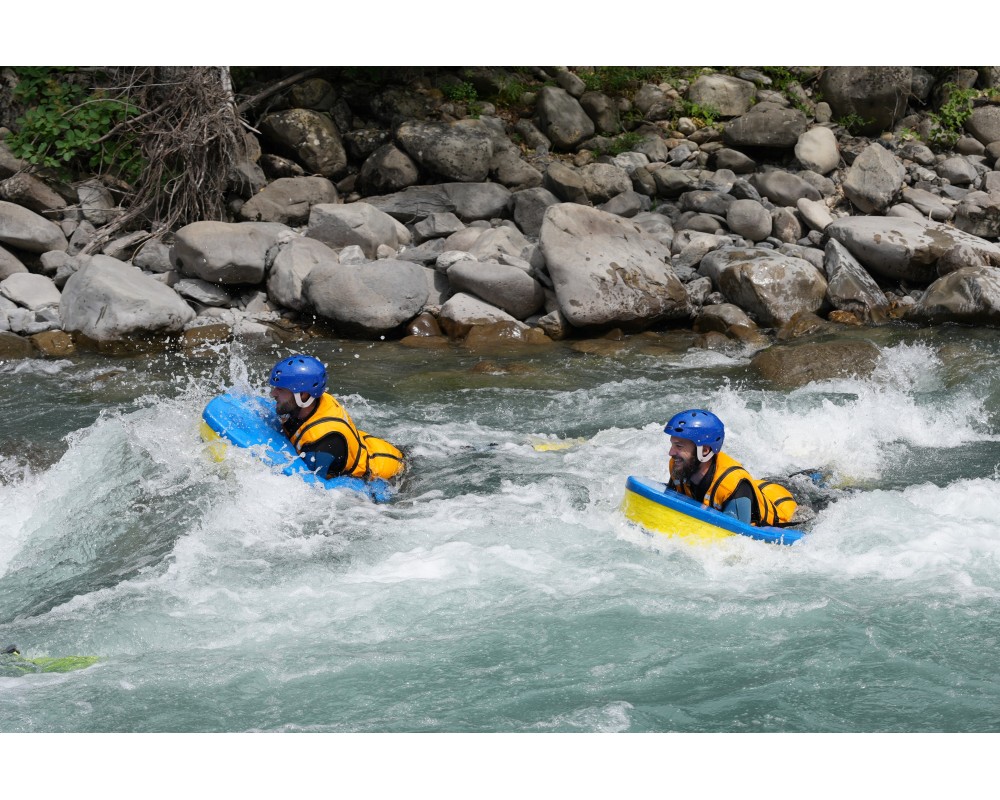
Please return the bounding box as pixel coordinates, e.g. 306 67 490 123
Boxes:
269 354 327 396
664 409 725 455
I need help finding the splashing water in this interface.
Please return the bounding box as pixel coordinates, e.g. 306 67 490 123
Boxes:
2 328 1000 735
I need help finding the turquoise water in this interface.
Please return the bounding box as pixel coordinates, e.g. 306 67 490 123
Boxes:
2 326 1000 734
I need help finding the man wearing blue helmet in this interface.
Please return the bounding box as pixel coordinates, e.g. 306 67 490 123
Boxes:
664 409 794 526
268 354 404 481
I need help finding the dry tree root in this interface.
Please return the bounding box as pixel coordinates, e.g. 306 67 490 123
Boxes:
83 66 249 254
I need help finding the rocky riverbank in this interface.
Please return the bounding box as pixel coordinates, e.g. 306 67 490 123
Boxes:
2 66 1000 385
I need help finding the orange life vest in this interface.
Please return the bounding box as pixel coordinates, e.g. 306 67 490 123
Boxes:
287 392 405 481
669 451 796 526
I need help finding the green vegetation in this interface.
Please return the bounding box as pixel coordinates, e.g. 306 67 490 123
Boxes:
677 99 719 126
5 67 143 182
442 80 478 105
578 67 687 95
836 112 871 135
594 131 646 157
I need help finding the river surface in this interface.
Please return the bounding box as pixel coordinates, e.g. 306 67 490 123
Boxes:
2 325 1000 735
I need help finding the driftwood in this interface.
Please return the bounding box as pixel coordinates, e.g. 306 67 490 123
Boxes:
82 66 248 253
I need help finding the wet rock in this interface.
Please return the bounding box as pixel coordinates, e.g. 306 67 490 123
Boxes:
29 329 75 357
437 291 521 339
0 330 36 359
824 239 890 320
750 338 882 388
908 266 1000 326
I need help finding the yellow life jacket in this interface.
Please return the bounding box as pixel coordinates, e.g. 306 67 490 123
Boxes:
287 392 405 481
669 451 796 527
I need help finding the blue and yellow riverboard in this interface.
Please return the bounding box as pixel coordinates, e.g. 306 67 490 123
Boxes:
620 475 803 546
200 393 394 503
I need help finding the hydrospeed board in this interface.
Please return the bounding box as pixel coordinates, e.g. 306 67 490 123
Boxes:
620 475 804 546
200 393 394 503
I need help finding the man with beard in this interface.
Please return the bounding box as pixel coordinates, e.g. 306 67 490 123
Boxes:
664 409 793 526
268 354 405 482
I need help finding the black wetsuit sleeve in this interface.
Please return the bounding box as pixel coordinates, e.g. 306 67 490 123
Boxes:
726 479 759 522
299 432 349 478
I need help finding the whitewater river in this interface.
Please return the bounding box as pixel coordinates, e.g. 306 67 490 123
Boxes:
2 324 1000 737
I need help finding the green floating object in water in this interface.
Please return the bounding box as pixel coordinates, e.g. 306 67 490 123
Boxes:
0 652 100 677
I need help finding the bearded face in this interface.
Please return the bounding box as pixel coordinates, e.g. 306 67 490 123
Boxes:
669 437 701 482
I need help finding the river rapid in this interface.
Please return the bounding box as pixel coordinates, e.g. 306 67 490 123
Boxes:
2 326 1000 751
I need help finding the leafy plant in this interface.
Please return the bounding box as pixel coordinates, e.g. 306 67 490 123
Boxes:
596 131 645 157
442 80 478 105
6 67 144 182
836 112 871 135
677 99 719 126
578 67 685 95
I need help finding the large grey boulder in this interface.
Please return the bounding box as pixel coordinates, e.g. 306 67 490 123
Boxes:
954 196 1000 238
303 258 429 336
461 226 533 264
238 176 338 225
512 187 561 238
358 143 420 195
437 292 520 339
535 86 595 150
909 266 1000 326
539 203 689 329
579 91 621 135
687 74 756 117
751 339 882 388
305 202 411 259
965 105 1000 146
267 237 340 311
726 199 772 241
699 247 827 327
936 156 979 186
0 200 68 253
843 143 906 213
447 259 545 319
818 67 912 134
824 239 889 318
60 255 195 341
0 272 60 310
826 216 1000 283
751 170 822 207
171 221 292 284
723 103 808 149
0 172 66 214
795 126 840 174
580 163 633 204
258 108 348 178
0 244 28 280
396 119 493 182
366 182 512 223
